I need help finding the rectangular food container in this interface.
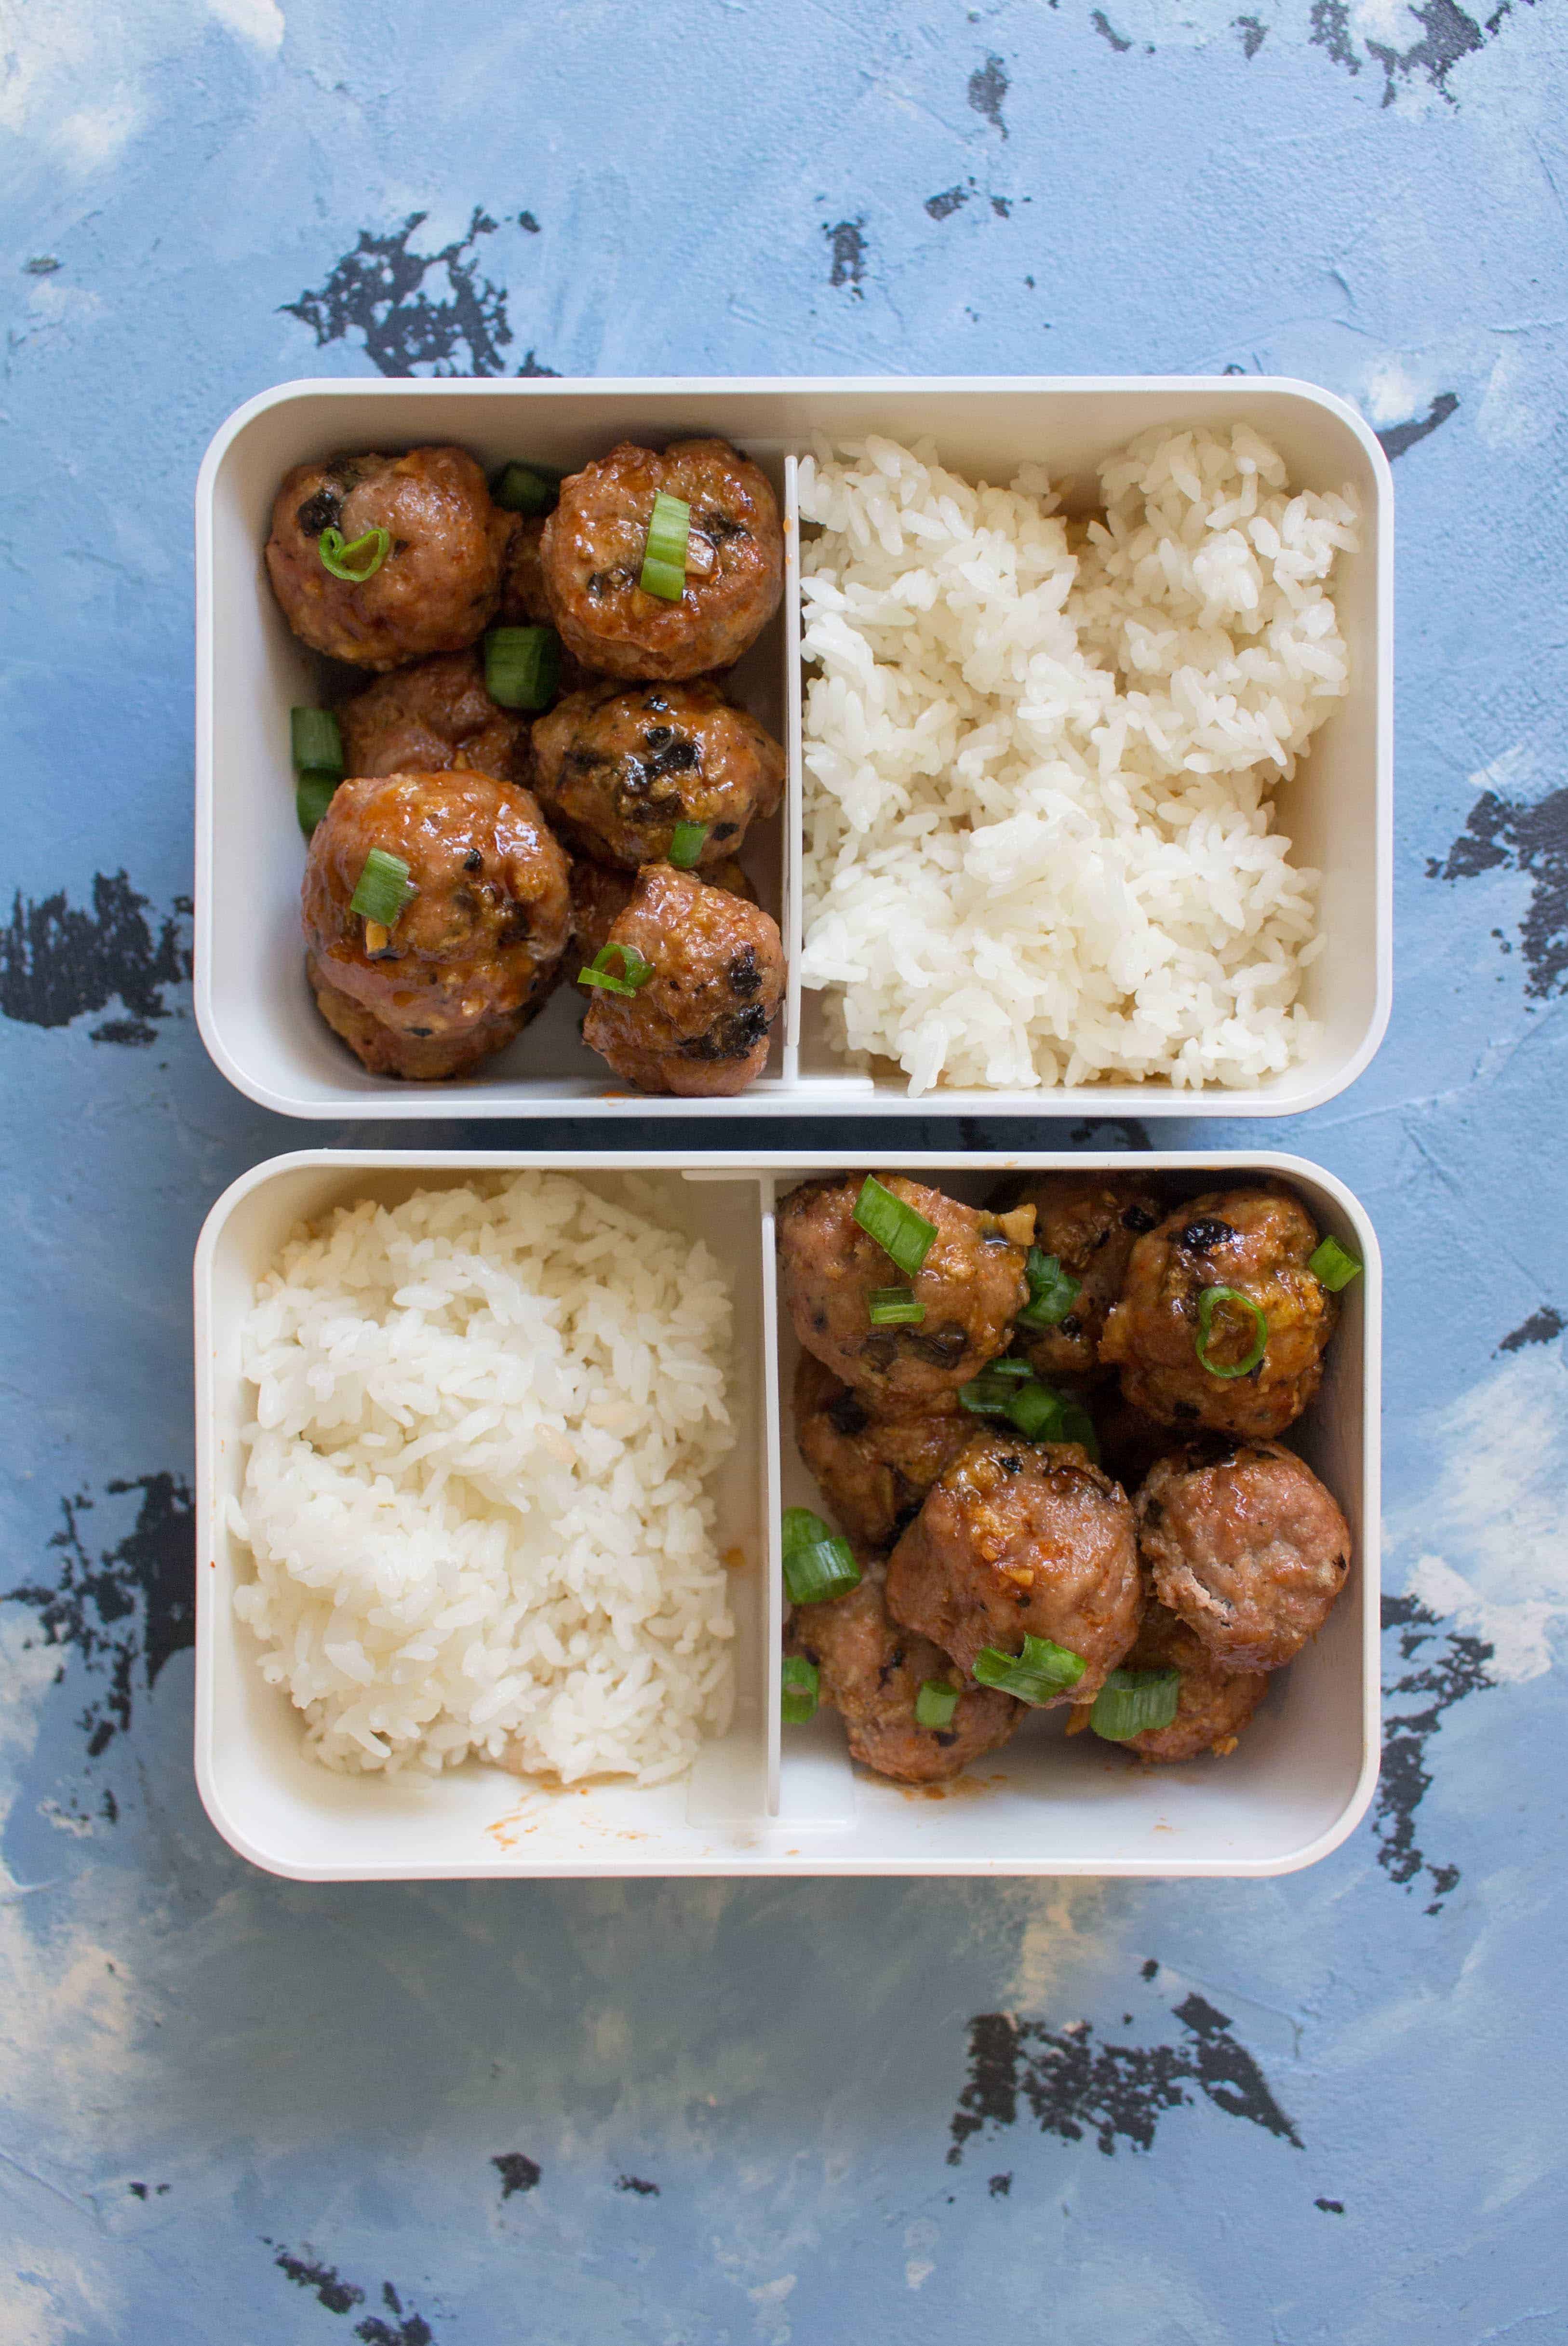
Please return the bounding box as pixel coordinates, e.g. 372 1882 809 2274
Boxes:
194 1148 1381 1880
195 376 1392 1120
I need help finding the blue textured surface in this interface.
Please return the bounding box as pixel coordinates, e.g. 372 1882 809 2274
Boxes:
4 4 1568 2339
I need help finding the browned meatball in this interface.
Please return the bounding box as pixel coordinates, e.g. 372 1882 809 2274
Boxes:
532 680 784 869
569 856 755 982
265 447 509 670
337 651 531 787
996 1172 1164 1385
777 1177 1033 1406
1135 1440 1352 1672
541 439 783 679
580 863 783 1097
303 770 570 1080
785 1566 1021 1785
1100 1187 1338 1439
499 512 549 625
886 1429 1141 1703
793 1352 971 1552
1083 1600 1269 1763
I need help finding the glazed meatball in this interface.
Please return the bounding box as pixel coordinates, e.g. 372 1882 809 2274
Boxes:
886 1429 1141 1703
1135 1440 1353 1672
569 855 755 981
1100 1187 1338 1439
777 1177 1033 1406
337 651 530 787
580 863 784 1096
785 1566 1021 1786
265 447 509 670
532 680 785 869
541 439 783 678
303 770 570 1080
996 1172 1164 1386
1088 1600 1269 1764
793 1352 971 1553
499 512 549 625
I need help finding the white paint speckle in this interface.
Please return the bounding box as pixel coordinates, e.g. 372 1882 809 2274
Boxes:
1364 357 1434 428
207 0 285 51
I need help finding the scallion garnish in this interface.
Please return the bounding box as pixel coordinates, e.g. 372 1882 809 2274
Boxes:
1004 1380 1064 1441
1090 1668 1181 1742
667 820 710 869
868 1286 925 1327
853 1176 938 1278
577 940 655 997
971 1633 1086 1705
318 525 390 583
640 490 691 600
348 848 415 929
485 624 561 711
914 1679 959 1730
1308 1236 1363 1293
290 706 343 779
1194 1286 1269 1379
492 461 561 515
956 1365 1099 1454
1057 1400 1101 1465
296 771 338 838
781 1507 861 1605
1016 1248 1082 1331
781 1656 819 1725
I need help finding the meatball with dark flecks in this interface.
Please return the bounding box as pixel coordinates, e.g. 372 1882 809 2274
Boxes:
532 679 785 870
885 1429 1141 1703
993 1171 1164 1386
266 447 510 670
777 1177 1034 1407
303 769 570 1080
541 439 783 678
579 862 784 1097
1135 1439 1353 1672
785 1565 1021 1786
337 651 531 788
1099 1187 1337 1440
1079 1598 1269 1764
793 1352 971 1553
569 855 755 982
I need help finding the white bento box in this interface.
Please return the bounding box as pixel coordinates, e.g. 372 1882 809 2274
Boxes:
194 377 1393 1120
193 1149 1381 1881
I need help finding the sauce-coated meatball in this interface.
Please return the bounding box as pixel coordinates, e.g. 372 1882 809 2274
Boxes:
1100 1187 1337 1439
886 1429 1141 1702
777 1176 1033 1406
541 439 783 678
532 680 785 869
793 1352 971 1552
498 513 549 625
1135 1440 1352 1672
303 770 569 1080
996 1172 1164 1386
266 447 509 670
569 855 755 982
1090 1599 1269 1763
580 863 784 1096
786 1566 1021 1785
337 651 530 787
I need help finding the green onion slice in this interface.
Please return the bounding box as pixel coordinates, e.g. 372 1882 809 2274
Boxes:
853 1176 938 1277
1090 1668 1181 1742
958 1365 1100 1454
1004 1380 1064 1442
640 491 691 600
1194 1286 1269 1379
1017 1249 1082 1331
290 706 343 779
972 1634 1086 1705
1056 1400 1101 1465
781 1508 862 1605
485 624 561 711
492 461 561 514
914 1679 959 1730
667 820 710 869
868 1286 925 1327
781 1656 819 1726
318 525 390 583
295 771 338 838
577 940 655 998
1309 1236 1363 1293
348 848 415 928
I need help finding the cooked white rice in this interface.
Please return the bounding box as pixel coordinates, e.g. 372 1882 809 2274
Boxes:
228 1174 736 1783
797 423 1359 1093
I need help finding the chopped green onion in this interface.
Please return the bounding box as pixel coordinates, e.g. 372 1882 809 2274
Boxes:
914 1679 959 1730
781 1504 862 1606
295 771 338 838
492 460 561 514
782 1506 831 1555
1090 1668 1181 1742
668 820 710 869
972 1633 1086 1705
1017 1249 1083 1331
869 1286 925 1327
348 848 415 928
1309 1236 1363 1293
318 525 390 583
640 490 691 600
781 1656 819 1725
1056 1400 1101 1465
853 1175 938 1277
485 624 560 711
577 940 655 998
982 1358 1035 1378
1194 1286 1269 1379
1004 1380 1064 1441
290 706 343 778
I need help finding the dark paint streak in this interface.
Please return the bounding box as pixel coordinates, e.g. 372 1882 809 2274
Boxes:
1091 11 1134 50
1069 1116 1153 1151
1429 782 1568 998
273 2247 366 2316
926 187 971 221
0 873 191 1039
1500 1305 1563 1352
285 209 554 378
1375 391 1459 458
25 255 62 274
1310 0 1525 101
1316 2197 1346 2213
127 2182 170 2200
823 218 867 296
1235 14 1268 54
357 2282 435 2346
1377 1594 1495 1912
968 54 1009 135
492 2153 541 2199
987 2172 1013 2197
615 2175 660 2197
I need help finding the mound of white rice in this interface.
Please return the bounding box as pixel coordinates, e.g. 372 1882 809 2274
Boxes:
228 1174 736 1783
797 422 1359 1093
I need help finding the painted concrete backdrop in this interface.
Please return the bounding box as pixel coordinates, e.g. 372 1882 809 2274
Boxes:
3 1 1567 2338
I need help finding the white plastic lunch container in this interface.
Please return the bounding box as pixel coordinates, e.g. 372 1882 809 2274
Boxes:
194 1148 1381 1881
195 377 1393 1120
